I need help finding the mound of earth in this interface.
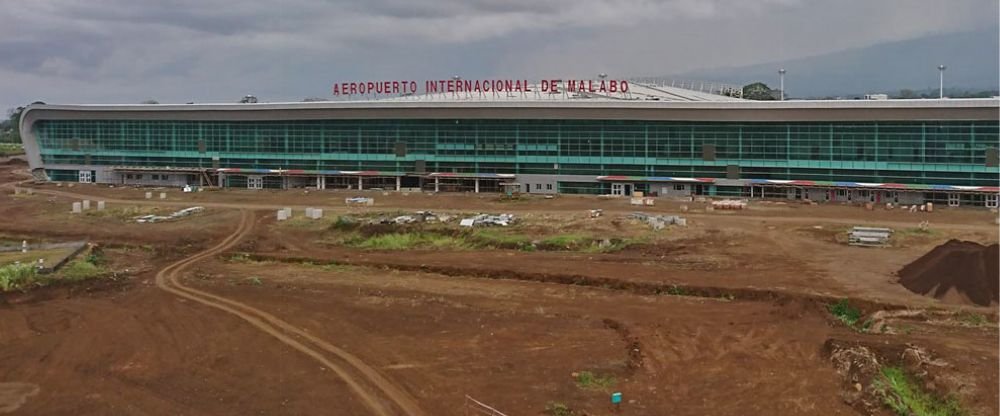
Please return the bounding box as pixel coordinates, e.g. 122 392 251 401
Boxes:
898 240 999 306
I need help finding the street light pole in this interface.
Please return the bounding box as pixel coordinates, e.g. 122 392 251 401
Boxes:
778 68 786 101
937 65 946 99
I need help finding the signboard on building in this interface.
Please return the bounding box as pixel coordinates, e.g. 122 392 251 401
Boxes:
331 78 630 97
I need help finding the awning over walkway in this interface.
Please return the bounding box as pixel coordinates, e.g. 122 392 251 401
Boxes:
425 172 516 179
596 176 715 183
747 179 1000 194
215 168 404 177
111 166 209 173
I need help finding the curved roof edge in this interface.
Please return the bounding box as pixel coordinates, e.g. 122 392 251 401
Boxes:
21 97 1000 113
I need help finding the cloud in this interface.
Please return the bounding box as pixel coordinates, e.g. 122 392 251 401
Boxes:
0 0 995 108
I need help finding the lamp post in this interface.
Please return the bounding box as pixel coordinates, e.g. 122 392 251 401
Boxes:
778 68 786 101
937 65 946 99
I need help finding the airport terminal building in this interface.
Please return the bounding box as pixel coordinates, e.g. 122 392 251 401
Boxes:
19 83 1000 207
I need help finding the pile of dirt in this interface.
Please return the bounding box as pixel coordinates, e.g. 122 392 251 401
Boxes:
898 240 999 306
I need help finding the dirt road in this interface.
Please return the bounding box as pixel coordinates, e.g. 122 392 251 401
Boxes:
153 210 426 416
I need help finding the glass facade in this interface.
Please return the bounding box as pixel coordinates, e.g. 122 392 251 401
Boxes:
34 118 999 185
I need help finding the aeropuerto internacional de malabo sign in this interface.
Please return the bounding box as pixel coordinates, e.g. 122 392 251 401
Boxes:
331 78 630 96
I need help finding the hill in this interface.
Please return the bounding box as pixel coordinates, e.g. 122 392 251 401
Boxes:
671 28 999 98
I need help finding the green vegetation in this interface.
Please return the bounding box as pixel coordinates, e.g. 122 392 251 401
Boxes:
662 285 690 296
60 259 105 281
0 263 39 291
544 402 575 416
741 82 778 100
468 229 532 249
348 233 471 251
60 249 109 281
874 366 966 416
828 299 864 328
84 206 161 221
953 311 988 327
539 234 591 250
0 142 23 156
0 248 77 266
247 276 263 286
574 371 616 390
317 214 643 253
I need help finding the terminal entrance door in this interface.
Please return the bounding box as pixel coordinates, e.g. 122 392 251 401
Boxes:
947 193 960 207
611 183 632 196
78 170 93 183
247 176 263 190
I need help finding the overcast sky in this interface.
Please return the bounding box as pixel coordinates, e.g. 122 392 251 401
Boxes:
1 0 997 109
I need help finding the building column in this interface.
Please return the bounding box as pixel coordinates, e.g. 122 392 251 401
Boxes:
395 176 401 191
316 176 322 190
474 178 480 193
434 177 440 192
320 176 326 190
357 176 363 190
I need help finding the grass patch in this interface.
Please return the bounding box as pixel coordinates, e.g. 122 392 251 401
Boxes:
329 216 359 231
539 234 591 249
469 229 532 249
84 206 160 221
0 143 24 156
828 299 865 329
0 263 39 291
0 248 76 267
544 402 575 416
953 311 988 327
874 366 966 416
575 371 616 390
59 257 108 281
346 232 471 251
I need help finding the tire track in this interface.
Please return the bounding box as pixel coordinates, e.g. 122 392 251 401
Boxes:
150 210 424 416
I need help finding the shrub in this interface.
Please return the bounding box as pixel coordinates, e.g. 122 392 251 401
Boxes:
0 263 39 291
828 299 863 327
544 402 574 416
60 259 106 281
575 371 616 390
874 366 966 416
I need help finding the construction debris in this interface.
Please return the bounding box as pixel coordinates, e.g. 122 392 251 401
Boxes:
711 200 747 210
304 208 324 220
629 213 686 230
848 226 892 247
372 211 451 225
459 213 516 227
345 197 374 206
629 191 655 206
589 209 603 218
135 206 205 223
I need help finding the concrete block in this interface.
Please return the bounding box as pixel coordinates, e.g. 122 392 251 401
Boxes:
277 210 288 221
145 192 152 199
97 201 106 210
82 200 91 210
160 192 167 200
72 202 82 214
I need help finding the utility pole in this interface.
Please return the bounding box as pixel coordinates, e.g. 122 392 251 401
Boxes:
937 65 947 98
778 68 786 101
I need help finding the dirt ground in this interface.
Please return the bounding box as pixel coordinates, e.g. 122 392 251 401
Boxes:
0 160 997 416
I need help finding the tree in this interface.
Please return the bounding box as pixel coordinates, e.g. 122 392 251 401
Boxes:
2 107 24 143
897 89 917 99
741 82 777 101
